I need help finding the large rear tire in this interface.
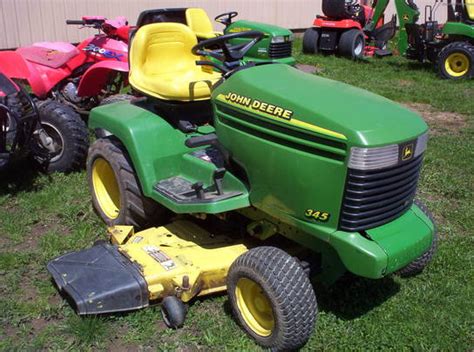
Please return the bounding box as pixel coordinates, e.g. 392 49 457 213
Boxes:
37 101 88 173
338 29 366 60
437 42 474 80
227 247 317 351
302 28 320 54
396 199 437 277
87 138 168 229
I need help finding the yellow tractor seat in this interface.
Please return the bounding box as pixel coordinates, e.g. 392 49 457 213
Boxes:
129 23 221 101
186 8 222 40
466 0 474 20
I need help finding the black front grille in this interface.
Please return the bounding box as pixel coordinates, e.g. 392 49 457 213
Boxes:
339 155 424 232
269 42 292 59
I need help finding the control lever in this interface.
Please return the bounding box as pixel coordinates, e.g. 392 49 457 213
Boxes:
213 168 226 195
192 182 205 199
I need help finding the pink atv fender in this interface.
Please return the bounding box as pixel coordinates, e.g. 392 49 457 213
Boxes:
77 60 129 97
0 51 31 82
0 49 74 98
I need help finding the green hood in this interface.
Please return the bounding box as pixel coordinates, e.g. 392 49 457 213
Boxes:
212 64 428 147
227 20 293 37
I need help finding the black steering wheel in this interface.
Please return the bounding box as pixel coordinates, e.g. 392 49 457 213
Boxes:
346 0 362 16
215 11 238 26
192 31 264 72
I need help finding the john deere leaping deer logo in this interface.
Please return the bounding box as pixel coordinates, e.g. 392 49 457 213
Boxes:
402 144 414 161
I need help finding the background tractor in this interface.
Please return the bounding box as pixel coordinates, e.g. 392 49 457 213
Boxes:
48 21 436 351
135 7 295 65
400 0 474 79
303 0 397 59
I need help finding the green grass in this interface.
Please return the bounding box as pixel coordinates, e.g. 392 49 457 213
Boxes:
0 40 473 351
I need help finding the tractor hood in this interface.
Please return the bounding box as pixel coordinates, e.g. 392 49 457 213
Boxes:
212 64 427 147
227 20 293 37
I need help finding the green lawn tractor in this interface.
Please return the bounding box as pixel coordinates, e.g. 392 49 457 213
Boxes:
47 23 437 351
135 7 295 66
399 0 474 79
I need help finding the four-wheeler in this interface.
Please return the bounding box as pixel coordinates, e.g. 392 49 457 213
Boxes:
48 22 437 350
303 0 397 59
0 16 130 115
399 0 474 79
0 72 88 172
134 7 296 65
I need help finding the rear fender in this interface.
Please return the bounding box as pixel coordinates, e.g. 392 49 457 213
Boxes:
0 51 57 98
0 51 31 80
77 60 129 97
88 102 187 197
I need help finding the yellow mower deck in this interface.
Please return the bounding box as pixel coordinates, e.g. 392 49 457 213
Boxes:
47 219 249 315
111 220 249 303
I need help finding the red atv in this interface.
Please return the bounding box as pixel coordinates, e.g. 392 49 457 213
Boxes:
0 16 131 115
303 0 396 59
0 72 88 173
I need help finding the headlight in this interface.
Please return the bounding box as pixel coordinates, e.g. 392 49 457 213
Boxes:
271 35 292 44
348 133 428 170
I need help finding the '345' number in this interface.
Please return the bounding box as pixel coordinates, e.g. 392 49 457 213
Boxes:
304 209 330 222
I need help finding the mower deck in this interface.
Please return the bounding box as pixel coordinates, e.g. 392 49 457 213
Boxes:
48 220 249 314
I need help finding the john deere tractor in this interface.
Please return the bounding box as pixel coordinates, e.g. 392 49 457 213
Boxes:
135 7 295 65
48 23 437 350
398 0 474 79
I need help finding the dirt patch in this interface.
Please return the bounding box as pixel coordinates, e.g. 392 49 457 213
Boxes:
404 103 467 135
31 317 49 334
296 64 321 74
397 79 414 87
107 324 144 352
14 222 69 252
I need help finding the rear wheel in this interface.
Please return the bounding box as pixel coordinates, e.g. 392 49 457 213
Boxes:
87 138 168 229
302 28 320 54
227 247 318 351
37 101 88 173
437 42 474 80
338 29 366 60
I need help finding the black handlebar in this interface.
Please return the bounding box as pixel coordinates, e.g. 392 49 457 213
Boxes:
66 20 85 25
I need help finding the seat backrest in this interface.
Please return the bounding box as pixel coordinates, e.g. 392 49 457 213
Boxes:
322 0 348 19
185 8 214 35
465 0 474 20
129 23 198 79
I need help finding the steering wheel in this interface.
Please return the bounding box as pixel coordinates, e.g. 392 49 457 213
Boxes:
215 11 238 26
345 0 362 16
192 31 264 69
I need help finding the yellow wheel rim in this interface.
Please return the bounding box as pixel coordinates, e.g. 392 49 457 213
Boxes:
92 158 120 220
235 278 275 337
445 52 470 77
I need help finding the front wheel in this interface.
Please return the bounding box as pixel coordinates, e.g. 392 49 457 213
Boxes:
338 29 366 60
396 200 437 277
37 101 88 173
302 28 320 54
227 247 318 351
437 42 474 80
87 138 169 229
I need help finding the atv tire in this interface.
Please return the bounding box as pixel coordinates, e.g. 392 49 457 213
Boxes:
38 101 88 173
303 28 320 54
437 42 474 80
338 29 365 60
227 246 318 351
396 199 437 277
87 138 169 229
